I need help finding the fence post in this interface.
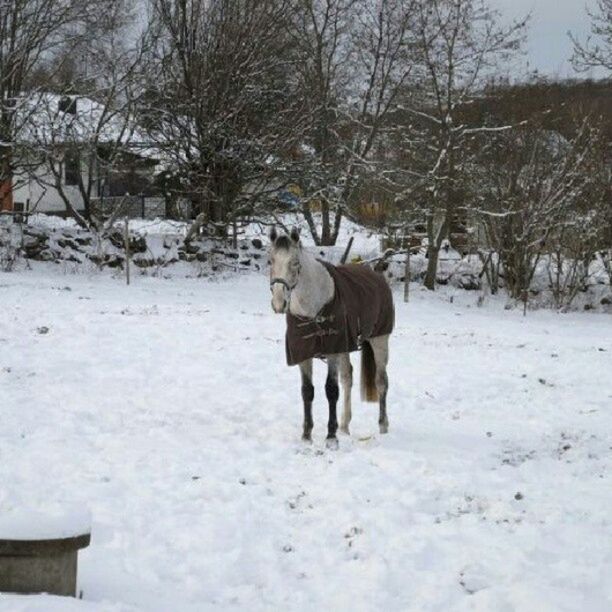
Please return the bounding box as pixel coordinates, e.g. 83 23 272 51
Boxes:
340 236 354 264
404 238 410 302
124 216 130 286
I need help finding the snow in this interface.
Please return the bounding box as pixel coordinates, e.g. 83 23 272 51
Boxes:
0 507 90 541
0 595 137 612
17 93 149 151
242 212 383 260
26 214 79 231
1 268 611 611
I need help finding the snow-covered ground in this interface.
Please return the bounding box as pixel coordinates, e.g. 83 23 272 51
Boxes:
1 268 611 611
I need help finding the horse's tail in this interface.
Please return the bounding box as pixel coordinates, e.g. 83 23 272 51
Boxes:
360 341 378 403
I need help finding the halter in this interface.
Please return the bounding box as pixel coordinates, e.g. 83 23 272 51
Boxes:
270 263 301 312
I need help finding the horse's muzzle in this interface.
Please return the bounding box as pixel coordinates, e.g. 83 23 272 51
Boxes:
271 298 288 314
270 280 290 314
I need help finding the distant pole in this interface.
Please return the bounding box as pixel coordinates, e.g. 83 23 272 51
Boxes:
124 216 130 286
340 236 354 264
403 230 410 303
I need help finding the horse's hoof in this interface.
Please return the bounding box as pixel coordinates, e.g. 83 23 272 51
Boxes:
339 425 350 435
325 437 339 450
379 423 389 434
302 433 312 443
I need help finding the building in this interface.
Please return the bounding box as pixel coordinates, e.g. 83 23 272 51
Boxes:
1 94 164 219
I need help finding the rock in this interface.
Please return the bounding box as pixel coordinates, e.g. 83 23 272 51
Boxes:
179 252 196 262
89 252 124 268
601 296 611 306
108 230 124 250
87 254 103 265
456 274 481 291
182 242 202 255
22 234 48 258
57 238 79 250
108 230 146 254
132 258 155 268
23 227 47 240
104 254 124 268
251 238 263 250
38 249 57 262
130 235 147 253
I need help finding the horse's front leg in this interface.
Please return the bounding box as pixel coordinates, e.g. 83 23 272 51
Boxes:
299 359 314 441
325 356 340 448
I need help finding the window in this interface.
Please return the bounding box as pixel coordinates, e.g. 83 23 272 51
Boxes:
64 150 80 186
13 202 25 224
58 96 77 115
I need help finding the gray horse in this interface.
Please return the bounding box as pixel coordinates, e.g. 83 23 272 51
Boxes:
268 227 394 448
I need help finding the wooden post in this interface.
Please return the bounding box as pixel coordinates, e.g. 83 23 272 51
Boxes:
404 246 410 303
124 216 130 286
340 236 354 264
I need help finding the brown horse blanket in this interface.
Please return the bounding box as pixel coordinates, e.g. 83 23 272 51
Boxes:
285 261 394 366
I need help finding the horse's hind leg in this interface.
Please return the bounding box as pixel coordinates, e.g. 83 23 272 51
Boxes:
369 335 390 434
338 353 353 435
325 356 340 448
299 359 314 441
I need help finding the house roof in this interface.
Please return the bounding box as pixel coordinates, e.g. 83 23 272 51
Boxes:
16 92 159 162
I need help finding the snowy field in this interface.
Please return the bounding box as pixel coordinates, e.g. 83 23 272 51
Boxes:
1 268 612 611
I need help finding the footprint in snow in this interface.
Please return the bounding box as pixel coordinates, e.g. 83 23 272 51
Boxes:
459 570 489 595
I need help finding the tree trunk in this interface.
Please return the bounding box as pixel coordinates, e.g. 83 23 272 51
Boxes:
424 214 439 290
424 245 439 290
302 203 321 246
0 152 14 212
424 208 452 290
404 246 410 303
320 199 331 245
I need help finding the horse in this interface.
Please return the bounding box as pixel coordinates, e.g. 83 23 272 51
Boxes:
268 227 395 448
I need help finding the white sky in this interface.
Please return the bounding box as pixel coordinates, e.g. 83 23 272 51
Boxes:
490 0 604 79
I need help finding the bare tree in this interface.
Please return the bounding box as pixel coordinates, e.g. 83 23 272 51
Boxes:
474 119 605 308
393 0 527 289
0 0 93 212
23 1 148 232
571 0 612 74
290 0 417 245
141 0 307 242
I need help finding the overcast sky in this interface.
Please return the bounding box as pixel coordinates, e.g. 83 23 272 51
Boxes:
490 0 603 79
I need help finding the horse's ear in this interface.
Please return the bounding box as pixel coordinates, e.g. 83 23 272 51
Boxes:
290 226 300 244
269 226 277 244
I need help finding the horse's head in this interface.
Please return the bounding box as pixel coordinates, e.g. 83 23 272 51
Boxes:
268 226 301 314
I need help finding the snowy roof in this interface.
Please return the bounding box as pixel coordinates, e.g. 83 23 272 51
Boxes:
15 93 156 160
0 506 91 540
